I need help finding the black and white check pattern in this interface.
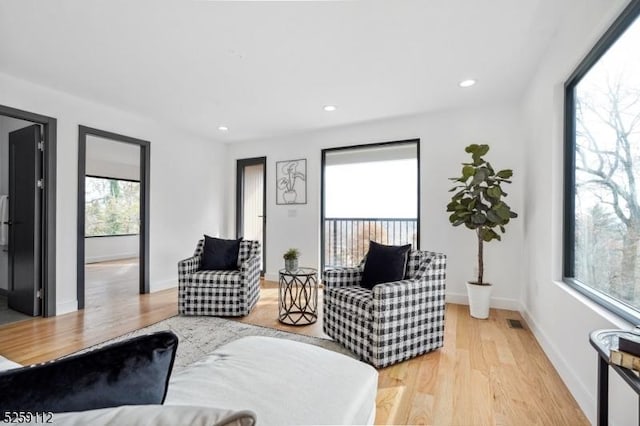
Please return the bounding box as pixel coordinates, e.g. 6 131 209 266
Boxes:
322 250 447 368
178 239 261 317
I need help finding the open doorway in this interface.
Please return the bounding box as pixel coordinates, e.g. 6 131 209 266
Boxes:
236 157 266 273
0 105 57 323
77 127 149 310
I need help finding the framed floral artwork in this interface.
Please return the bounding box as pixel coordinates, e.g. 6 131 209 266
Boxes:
276 159 306 205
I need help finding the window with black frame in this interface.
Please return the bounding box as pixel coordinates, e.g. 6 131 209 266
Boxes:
564 1 640 322
85 176 140 237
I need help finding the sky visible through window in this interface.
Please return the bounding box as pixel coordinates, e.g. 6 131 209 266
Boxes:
325 159 417 218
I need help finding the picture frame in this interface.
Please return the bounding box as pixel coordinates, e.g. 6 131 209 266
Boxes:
276 159 307 205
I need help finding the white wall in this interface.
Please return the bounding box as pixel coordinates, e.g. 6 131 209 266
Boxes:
521 0 637 424
0 116 35 292
227 104 526 310
85 236 138 263
0 71 226 314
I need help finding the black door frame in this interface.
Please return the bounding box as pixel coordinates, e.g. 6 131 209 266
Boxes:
0 104 57 317
77 126 150 309
236 157 267 273
320 138 421 271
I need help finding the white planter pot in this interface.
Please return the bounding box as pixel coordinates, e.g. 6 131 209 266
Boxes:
465 282 492 319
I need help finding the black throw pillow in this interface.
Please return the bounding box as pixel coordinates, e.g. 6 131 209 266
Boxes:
360 241 412 290
201 235 242 271
0 331 178 414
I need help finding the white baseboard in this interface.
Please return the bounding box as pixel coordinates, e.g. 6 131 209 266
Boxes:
152 279 177 292
264 273 279 282
56 300 78 315
520 309 595 424
85 253 138 264
446 292 522 311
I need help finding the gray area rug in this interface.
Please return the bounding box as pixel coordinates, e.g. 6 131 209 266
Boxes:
88 316 356 371
0 295 33 326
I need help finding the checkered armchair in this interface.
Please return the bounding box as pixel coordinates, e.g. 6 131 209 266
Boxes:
178 239 261 316
323 250 447 368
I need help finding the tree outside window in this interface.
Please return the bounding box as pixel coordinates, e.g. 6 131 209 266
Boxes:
85 176 140 237
568 9 640 316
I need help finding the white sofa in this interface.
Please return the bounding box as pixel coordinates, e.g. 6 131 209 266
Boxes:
1 336 379 425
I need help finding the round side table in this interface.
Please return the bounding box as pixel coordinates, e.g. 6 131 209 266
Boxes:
278 267 318 325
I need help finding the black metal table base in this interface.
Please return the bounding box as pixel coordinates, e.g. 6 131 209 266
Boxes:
278 268 318 326
590 329 640 426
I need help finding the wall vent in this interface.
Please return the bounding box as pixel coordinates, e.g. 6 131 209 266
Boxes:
507 319 524 329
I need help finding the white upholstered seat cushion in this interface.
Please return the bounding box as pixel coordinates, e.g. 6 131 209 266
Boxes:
165 336 378 425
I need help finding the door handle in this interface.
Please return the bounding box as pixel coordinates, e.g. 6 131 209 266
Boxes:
2 221 12 226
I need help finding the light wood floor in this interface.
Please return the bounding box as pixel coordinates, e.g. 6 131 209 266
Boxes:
237 282 588 425
0 259 177 365
0 275 588 425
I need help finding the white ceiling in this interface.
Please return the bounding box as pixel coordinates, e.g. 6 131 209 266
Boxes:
0 0 571 143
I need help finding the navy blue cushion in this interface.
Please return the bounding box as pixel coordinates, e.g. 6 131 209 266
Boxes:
360 241 411 289
201 235 242 271
0 331 178 414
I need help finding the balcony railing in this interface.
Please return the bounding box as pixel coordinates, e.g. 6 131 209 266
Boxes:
324 217 418 268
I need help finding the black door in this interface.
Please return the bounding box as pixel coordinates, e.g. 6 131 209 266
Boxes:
8 125 42 316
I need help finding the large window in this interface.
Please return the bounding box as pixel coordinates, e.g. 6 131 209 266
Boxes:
85 176 140 237
565 1 640 322
322 140 419 269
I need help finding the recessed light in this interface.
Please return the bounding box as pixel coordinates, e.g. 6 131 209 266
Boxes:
459 79 477 88
323 105 337 112
218 126 229 132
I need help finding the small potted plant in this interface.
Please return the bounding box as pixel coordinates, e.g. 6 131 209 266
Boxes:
447 144 518 319
283 248 300 271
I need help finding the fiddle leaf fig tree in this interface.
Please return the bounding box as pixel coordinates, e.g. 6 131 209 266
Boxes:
447 144 518 285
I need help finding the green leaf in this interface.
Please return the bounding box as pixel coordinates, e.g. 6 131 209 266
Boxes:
486 210 501 224
495 204 511 220
465 144 479 154
479 228 500 242
477 145 490 156
486 186 501 199
471 213 486 224
468 199 476 210
462 165 475 180
471 144 490 164
496 169 513 179
471 168 489 185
